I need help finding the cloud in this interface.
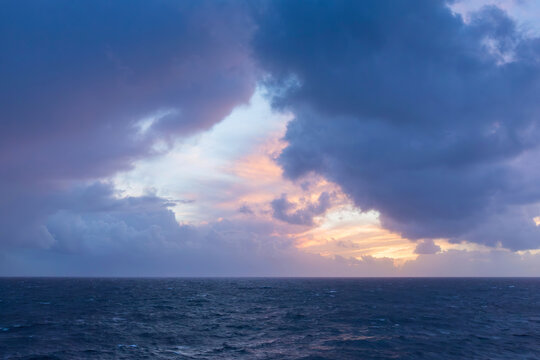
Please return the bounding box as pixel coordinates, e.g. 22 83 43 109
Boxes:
238 204 255 215
44 183 184 254
253 0 540 250
414 240 442 255
0 0 255 183
0 182 538 277
2 1 540 276
0 182 396 276
2 182 540 276
271 192 333 226
0 1 255 247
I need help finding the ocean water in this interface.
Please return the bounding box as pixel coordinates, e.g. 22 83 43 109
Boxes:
0 278 539 359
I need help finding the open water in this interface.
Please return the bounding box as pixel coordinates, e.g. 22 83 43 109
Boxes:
1 278 539 359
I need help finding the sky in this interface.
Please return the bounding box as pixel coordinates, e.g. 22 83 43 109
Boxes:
1 0 540 276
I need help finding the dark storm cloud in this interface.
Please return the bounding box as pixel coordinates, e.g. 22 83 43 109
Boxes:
0 1 255 246
3 0 540 273
0 0 254 183
271 192 333 226
253 0 540 250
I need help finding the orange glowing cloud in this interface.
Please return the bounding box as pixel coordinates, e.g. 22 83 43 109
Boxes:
294 206 419 264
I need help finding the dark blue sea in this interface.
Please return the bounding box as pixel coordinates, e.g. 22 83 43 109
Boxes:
1 278 539 359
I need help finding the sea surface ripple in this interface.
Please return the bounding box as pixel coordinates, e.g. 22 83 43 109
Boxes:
1 278 539 359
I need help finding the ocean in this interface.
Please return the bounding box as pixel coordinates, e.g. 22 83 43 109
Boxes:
1 278 539 359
